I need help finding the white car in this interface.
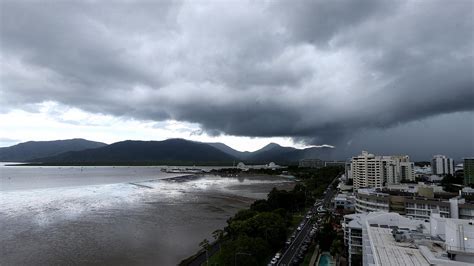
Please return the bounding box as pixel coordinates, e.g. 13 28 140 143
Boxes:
297 226 302 231
275 253 281 259
271 258 278 264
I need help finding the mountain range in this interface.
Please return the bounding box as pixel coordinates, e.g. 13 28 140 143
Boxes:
0 139 106 162
0 138 335 165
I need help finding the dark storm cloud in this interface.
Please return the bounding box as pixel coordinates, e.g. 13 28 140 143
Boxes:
270 0 398 45
1 0 473 145
342 112 474 161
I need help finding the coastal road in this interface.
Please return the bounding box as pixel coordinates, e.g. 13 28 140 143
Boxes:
277 217 313 265
277 174 340 266
322 175 338 209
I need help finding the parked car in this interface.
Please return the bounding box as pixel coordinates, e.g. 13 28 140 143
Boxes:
291 258 301 265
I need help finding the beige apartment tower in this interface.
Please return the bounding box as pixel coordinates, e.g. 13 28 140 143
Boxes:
350 151 414 190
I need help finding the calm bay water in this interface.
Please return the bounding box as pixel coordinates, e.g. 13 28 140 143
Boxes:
0 164 293 265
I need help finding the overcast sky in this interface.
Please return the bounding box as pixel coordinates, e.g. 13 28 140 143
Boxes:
1 0 473 160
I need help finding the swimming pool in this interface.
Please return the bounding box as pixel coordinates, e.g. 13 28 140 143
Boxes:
318 254 332 266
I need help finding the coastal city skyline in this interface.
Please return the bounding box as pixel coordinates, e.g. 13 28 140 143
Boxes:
1 1 473 265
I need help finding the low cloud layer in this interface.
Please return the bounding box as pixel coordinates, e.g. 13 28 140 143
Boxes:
1 0 473 145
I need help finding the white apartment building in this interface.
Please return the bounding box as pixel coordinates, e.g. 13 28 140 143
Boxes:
355 188 390 213
400 160 415 181
351 151 384 190
344 211 474 266
333 193 355 211
386 155 415 184
350 151 414 190
432 155 455 175
354 187 474 221
342 213 365 265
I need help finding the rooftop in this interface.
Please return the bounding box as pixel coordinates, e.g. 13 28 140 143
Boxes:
343 213 366 230
363 212 474 266
369 227 430 266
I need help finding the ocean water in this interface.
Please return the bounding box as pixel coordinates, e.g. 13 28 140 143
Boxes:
0 164 293 265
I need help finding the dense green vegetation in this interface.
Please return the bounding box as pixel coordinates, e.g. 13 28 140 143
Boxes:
210 187 306 265
290 166 342 198
185 166 343 266
441 174 464 192
414 161 431 167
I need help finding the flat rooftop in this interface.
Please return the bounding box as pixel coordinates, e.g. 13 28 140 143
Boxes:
369 227 430 266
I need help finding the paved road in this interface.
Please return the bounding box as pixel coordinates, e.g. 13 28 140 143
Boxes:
277 216 313 265
277 174 340 266
323 176 338 209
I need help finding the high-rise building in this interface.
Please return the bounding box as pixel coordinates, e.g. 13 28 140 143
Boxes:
345 161 352 181
388 155 414 183
350 151 414 189
432 155 455 175
464 158 474 185
351 151 384 189
400 161 414 181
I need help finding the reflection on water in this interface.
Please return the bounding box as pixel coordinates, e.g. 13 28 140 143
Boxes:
0 165 293 265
